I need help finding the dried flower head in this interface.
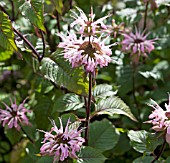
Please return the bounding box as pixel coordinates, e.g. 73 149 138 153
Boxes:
0 98 31 131
147 94 170 145
70 7 110 35
58 33 115 75
39 118 85 162
121 28 156 65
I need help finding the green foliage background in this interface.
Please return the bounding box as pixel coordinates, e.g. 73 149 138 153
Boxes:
0 0 170 163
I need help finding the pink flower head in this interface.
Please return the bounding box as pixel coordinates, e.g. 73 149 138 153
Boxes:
58 32 115 75
122 28 156 65
70 7 110 35
147 94 170 145
39 118 85 162
0 98 31 131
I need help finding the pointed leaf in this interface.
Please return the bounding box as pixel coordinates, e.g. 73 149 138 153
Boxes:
20 0 45 31
39 57 88 96
52 93 84 113
77 146 106 163
95 96 137 121
93 84 117 98
0 11 17 51
128 130 148 153
89 119 120 152
0 49 13 61
128 130 164 154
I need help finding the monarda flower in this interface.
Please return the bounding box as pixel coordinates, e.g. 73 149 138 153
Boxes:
39 118 85 162
0 98 31 131
70 7 110 35
147 95 170 145
58 32 114 75
121 28 156 65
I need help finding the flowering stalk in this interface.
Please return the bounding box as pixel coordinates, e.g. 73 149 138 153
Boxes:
151 139 166 163
143 1 149 30
85 73 92 145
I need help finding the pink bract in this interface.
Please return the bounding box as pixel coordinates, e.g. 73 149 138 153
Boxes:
148 95 170 145
121 28 156 65
0 98 31 131
58 33 114 74
70 7 110 35
39 118 85 162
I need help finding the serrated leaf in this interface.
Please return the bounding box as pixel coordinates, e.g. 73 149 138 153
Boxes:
128 130 148 153
95 96 137 121
128 130 164 154
20 0 45 31
89 119 120 152
77 146 106 163
39 57 88 96
52 93 84 113
0 11 17 51
93 84 117 98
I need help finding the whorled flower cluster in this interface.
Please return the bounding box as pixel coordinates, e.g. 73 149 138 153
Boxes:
70 7 109 35
0 98 31 131
147 95 170 145
39 118 85 162
121 28 156 65
58 7 115 75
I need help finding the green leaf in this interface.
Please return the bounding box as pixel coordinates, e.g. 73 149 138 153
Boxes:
127 130 148 153
39 57 88 96
133 156 155 163
95 96 137 121
128 130 164 154
93 84 117 98
52 0 63 14
146 133 164 152
20 0 45 31
36 156 53 163
34 95 52 130
0 11 17 51
165 156 170 163
77 146 106 163
0 49 13 61
89 119 120 152
52 93 84 113
5 128 22 145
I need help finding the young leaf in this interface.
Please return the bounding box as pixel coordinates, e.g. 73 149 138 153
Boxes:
128 130 148 153
0 11 17 52
39 57 88 96
128 130 164 154
93 84 117 98
95 96 137 121
89 119 120 152
19 0 45 31
77 146 106 163
52 93 84 113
